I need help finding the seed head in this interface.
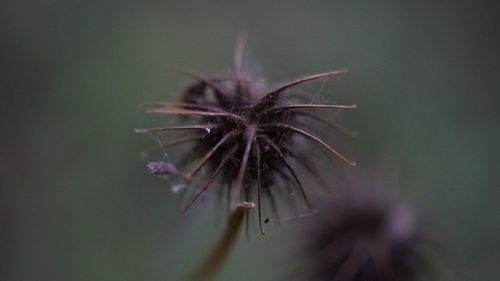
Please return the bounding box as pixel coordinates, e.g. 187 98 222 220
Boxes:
136 36 356 233
299 180 431 281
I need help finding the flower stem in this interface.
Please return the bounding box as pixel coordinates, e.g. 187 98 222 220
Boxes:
187 202 255 281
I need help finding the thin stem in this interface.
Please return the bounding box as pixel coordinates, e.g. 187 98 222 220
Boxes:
187 202 255 281
259 123 356 166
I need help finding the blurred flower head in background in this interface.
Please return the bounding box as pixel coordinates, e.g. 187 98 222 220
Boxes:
297 176 431 281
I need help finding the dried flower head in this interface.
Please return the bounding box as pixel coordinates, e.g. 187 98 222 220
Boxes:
136 36 356 233
298 180 430 281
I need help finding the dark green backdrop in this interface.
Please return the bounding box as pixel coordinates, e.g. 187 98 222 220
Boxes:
2 1 499 280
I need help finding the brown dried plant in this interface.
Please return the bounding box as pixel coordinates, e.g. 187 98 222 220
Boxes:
136 35 356 234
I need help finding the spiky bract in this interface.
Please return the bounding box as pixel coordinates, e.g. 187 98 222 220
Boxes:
136 39 356 233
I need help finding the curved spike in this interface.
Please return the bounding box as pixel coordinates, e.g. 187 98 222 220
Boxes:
145 108 244 121
252 139 265 235
186 130 237 180
182 146 240 214
134 124 217 133
258 70 349 103
231 128 256 209
283 144 333 192
295 110 358 137
263 104 357 114
266 161 304 215
141 102 224 113
182 157 227 214
259 135 317 215
259 123 356 166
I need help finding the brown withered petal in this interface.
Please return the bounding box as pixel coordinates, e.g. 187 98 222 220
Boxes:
136 36 356 234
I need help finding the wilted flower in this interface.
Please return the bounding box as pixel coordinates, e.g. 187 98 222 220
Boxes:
136 36 356 233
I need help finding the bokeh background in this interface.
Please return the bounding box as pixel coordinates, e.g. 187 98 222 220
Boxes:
2 0 499 280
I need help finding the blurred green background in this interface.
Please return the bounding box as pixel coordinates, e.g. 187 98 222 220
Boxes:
1 0 499 280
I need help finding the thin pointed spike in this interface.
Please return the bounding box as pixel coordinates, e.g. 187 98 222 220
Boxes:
231 129 256 208
272 163 298 187
173 171 226 194
141 102 223 113
283 144 332 191
186 74 258 84
187 131 236 180
259 70 349 102
259 136 317 215
145 108 244 121
296 110 358 137
260 124 356 166
182 157 228 214
234 33 248 76
264 104 357 114
145 108 216 116
253 140 265 235
134 124 216 133
266 162 302 215
181 146 239 213
265 184 279 221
